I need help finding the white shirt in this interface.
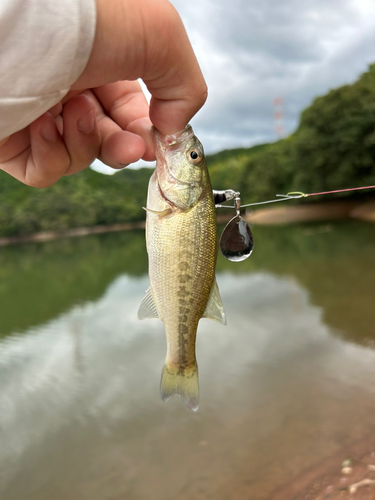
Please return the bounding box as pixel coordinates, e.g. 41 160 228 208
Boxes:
0 0 96 141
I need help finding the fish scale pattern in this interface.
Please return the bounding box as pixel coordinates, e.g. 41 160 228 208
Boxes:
147 182 217 370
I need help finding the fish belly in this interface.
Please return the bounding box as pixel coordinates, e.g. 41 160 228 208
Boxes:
146 190 217 410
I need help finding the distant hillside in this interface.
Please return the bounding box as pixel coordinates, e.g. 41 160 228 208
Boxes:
207 143 269 193
0 167 151 237
0 143 268 237
1 64 375 237
238 64 375 202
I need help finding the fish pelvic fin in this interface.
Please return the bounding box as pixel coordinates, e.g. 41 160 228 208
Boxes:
160 363 199 411
138 287 159 320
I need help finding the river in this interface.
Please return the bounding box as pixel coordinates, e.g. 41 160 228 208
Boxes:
0 221 375 499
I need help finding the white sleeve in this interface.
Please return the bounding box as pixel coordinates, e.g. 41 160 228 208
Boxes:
0 0 96 141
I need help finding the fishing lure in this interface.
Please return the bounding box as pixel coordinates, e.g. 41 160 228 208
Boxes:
214 185 375 262
213 190 254 261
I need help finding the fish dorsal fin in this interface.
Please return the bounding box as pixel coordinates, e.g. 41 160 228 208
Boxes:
202 278 227 325
138 287 159 320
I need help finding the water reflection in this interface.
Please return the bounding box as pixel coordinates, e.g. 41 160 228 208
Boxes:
0 221 375 499
1 221 374 345
218 221 375 346
0 231 147 336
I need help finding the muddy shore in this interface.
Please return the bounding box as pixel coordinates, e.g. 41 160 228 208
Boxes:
245 199 375 225
270 431 375 500
0 221 145 247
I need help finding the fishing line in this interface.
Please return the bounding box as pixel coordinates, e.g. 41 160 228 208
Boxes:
215 184 375 209
215 184 375 261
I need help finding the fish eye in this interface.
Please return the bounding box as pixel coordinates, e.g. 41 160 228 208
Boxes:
187 148 202 165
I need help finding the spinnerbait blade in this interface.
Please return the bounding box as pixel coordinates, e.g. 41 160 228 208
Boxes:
219 196 254 261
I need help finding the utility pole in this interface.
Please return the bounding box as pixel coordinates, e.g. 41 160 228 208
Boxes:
273 97 285 140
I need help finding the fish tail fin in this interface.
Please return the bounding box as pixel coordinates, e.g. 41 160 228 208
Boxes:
160 363 199 411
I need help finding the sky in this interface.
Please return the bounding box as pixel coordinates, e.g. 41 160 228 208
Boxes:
92 0 375 174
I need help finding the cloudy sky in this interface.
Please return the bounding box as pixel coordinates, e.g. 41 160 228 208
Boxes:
92 0 375 174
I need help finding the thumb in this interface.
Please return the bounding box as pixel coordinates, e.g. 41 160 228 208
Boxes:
72 0 207 136
143 2 208 135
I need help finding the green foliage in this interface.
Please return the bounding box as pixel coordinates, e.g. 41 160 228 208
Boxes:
0 168 151 237
290 67 375 192
1 64 375 236
207 144 270 193
0 145 270 237
240 64 375 201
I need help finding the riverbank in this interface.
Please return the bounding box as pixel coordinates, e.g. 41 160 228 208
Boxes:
246 199 375 225
271 430 375 499
0 221 145 247
0 199 373 247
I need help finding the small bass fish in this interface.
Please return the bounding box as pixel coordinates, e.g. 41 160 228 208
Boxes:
138 125 226 411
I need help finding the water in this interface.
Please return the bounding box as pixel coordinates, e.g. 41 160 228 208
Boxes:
0 222 375 499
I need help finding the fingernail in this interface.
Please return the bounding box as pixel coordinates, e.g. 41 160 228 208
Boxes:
40 116 59 143
117 163 129 169
77 109 96 134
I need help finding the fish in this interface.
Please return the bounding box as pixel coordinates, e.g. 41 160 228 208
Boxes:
138 124 226 411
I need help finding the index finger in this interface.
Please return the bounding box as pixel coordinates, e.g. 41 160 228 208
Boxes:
93 81 154 161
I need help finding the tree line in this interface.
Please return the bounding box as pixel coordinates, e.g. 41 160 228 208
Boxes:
1 64 375 237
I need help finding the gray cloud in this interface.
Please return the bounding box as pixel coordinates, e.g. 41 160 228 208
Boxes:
90 0 375 173
169 0 375 153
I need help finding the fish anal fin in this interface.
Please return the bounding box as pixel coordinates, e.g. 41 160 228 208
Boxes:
160 364 199 411
137 287 159 320
202 278 227 325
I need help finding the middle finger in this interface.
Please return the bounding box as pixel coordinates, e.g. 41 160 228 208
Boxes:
62 94 101 176
83 89 147 168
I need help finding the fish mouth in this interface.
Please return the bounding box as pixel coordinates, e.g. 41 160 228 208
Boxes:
153 124 195 155
153 124 200 189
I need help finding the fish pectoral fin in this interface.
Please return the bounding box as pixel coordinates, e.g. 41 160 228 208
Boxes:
142 207 172 217
137 287 160 320
202 278 227 325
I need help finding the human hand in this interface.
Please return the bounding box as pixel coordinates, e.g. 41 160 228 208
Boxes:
0 0 207 188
